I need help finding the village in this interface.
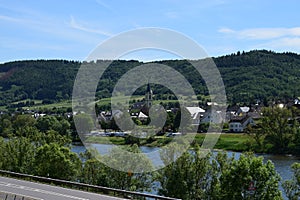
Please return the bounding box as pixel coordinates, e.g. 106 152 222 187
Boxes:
95 83 300 137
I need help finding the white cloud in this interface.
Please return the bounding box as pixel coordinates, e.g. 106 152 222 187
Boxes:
0 13 105 50
218 27 235 34
95 0 114 12
219 27 300 40
69 16 112 37
255 37 300 51
217 27 300 54
0 14 40 26
0 15 23 23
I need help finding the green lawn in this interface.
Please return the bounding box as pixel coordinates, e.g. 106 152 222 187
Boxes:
23 100 72 109
213 133 251 151
85 136 125 145
84 133 252 152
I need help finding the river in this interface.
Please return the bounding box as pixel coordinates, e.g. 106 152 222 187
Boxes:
71 144 300 199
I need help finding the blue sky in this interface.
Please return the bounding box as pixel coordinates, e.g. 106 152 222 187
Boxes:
1 0 300 62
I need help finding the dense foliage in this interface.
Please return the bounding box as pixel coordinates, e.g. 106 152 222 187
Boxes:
0 134 285 199
246 106 300 155
283 163 300 200
1 50 300 107
157 143 282 200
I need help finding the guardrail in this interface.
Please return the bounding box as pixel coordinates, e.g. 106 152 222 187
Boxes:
0 170 181 200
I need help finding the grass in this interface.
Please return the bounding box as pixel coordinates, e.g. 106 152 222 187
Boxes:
84 133 252 152
193 133 251 151
85 136 125 145
22 100 72 110
11 99 43 105
213 134 251 151
97 96 144 106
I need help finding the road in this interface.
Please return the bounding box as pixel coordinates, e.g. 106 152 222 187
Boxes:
0 176 126 200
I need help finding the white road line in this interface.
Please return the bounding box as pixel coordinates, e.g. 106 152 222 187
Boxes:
0 177 124 200
0 189 44 200
0 182 90 200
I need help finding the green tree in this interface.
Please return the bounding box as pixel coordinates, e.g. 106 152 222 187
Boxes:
0 137 6 169
0 115 13 137
158 143 282 200
283 162 300 200
164 111 175 132
73 114 94 134
34 143 81 180
2 137 35 174
157 144 212 199
173 107 192 133
114 113 134 132
12 115 36 136
80 149 108 186
43 130 72 146
36 116 72 136
102 144 153 192
100 120 110 132
245 123 265 151
261 107 295 153
58 118 71 135
220 153 282 200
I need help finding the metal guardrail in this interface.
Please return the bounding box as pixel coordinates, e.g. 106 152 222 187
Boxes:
0 170 181 200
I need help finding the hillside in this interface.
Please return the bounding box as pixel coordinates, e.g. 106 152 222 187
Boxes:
0 50 300 108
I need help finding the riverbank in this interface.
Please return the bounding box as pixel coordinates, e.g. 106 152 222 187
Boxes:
84 133 252 152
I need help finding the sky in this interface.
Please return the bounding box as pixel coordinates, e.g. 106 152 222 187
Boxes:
1 0 300 62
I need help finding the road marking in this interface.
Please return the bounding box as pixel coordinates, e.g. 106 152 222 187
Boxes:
0 189 44 200
0 177 124 200
0 182 90 200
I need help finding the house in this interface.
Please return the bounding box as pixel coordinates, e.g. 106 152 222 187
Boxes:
226 105 251 121
226 105 240 121
33 113 46 119
237 106 250 116
186 106 205 125
247 105 263 120
130 83 153 115
137 111 148 121
131 101 144 110
201 108 223 124
229 116 254 132
98 110 123 122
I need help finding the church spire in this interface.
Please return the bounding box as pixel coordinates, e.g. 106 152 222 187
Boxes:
145 82 153 108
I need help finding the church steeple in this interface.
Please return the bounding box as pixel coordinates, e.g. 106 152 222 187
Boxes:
145 82 153 108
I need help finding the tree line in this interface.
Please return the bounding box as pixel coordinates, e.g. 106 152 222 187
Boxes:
1 50 300 107
1 134 300 199
246 106 300 155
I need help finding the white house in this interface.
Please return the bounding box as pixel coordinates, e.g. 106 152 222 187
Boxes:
229 116 254 132
237 106 250 116
186 107 205 125
200 109 224 124
98 110 123 122
137 112 148 121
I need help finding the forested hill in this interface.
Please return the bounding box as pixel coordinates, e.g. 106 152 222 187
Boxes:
0 50 300 107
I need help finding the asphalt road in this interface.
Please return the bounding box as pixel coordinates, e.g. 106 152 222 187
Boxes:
0 176 126 200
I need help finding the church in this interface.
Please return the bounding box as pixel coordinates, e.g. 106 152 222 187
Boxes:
130 82 153 120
